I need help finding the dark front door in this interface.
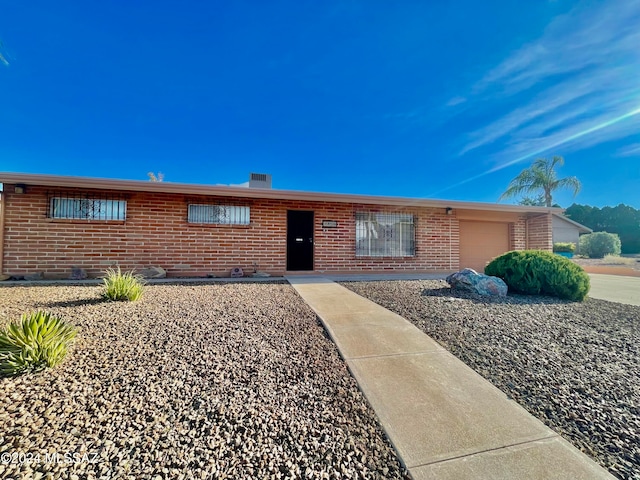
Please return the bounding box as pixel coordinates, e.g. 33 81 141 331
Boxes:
287 210 314 271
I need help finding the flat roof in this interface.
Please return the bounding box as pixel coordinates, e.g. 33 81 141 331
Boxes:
0 172 562 214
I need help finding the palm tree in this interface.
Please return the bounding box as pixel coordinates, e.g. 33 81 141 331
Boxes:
499 156 581 207
147 172 164 182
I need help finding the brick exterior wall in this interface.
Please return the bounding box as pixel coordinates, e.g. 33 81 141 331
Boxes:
510 216 527 250
0 184 548 278
1 186 458 278
526 213 553 250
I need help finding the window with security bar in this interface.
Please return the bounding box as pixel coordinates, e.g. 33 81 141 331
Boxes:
188 204 250 225
49 197 126 220
355 212 415 257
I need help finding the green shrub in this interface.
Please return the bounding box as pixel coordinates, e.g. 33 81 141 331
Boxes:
553 242 576 253
0 311 77 377
485 250 590 301
578 232 622 258
102 267 145 301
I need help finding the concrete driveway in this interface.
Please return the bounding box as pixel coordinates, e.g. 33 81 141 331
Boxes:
588 274 640 306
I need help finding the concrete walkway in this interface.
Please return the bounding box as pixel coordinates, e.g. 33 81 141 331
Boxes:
288 276 614 480
588 273 640 306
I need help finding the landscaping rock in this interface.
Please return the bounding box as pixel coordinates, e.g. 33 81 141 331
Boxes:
446 268 508 296
69 267 88 280
0 283 409 480
0 274 10 281
343 280 640 480
252 271 271 278
138 266 166 279
23 272 44 281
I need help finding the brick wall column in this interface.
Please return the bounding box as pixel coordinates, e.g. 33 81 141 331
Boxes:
526 213 553 250
510 216 527 251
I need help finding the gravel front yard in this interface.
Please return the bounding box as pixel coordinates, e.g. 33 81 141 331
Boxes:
341 280 640 480
0 283 409 480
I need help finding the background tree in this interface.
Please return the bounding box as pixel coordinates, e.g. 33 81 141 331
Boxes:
517 195 545 207
147 172 164 182
499 156 581 207
517 195 561 208
565 203 640 254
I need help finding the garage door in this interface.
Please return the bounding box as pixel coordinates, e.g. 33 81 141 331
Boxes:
459 221 510 273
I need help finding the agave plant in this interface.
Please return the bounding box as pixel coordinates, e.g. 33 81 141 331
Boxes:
0 311 77 377
102 267 145 301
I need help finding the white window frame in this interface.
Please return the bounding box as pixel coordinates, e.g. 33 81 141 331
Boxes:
188 204 250 225
49 197 127 220
355 211 415 257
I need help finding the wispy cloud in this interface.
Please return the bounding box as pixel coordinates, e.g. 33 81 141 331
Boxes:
0 40 10 66
446 96 466 107
616 143 640 157
455 0 640 165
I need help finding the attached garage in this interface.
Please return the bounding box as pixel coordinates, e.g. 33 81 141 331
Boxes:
459 221 510 273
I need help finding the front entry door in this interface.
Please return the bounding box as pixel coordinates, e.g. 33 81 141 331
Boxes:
287 210 314 271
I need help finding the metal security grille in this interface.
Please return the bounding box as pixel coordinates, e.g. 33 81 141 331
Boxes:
48 193 126 220
188 204 250 225
355 211 415 257
251 173 267 182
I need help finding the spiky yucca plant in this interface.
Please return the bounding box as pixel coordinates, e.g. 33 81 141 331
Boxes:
0 311 77 377
102 267 145 301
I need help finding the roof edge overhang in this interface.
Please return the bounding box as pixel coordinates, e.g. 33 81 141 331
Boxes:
0 172 562 214
552 213 593 233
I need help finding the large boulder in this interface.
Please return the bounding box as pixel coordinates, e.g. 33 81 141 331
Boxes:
446 268 508 297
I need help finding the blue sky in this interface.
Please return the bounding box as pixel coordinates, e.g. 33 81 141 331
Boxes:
1 0 639 208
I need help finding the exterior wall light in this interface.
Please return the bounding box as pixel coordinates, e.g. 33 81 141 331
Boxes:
446 207 453 215
14 184 26 194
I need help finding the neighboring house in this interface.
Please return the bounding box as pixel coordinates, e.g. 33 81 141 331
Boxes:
0 172 558 278
552 214 592 246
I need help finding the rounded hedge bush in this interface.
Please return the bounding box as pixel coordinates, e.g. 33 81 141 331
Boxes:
552 242 575 253
578 231 621 258
485 250 590 301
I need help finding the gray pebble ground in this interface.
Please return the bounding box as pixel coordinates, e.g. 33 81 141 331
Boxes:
341 280 640 480
0 283 410 480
